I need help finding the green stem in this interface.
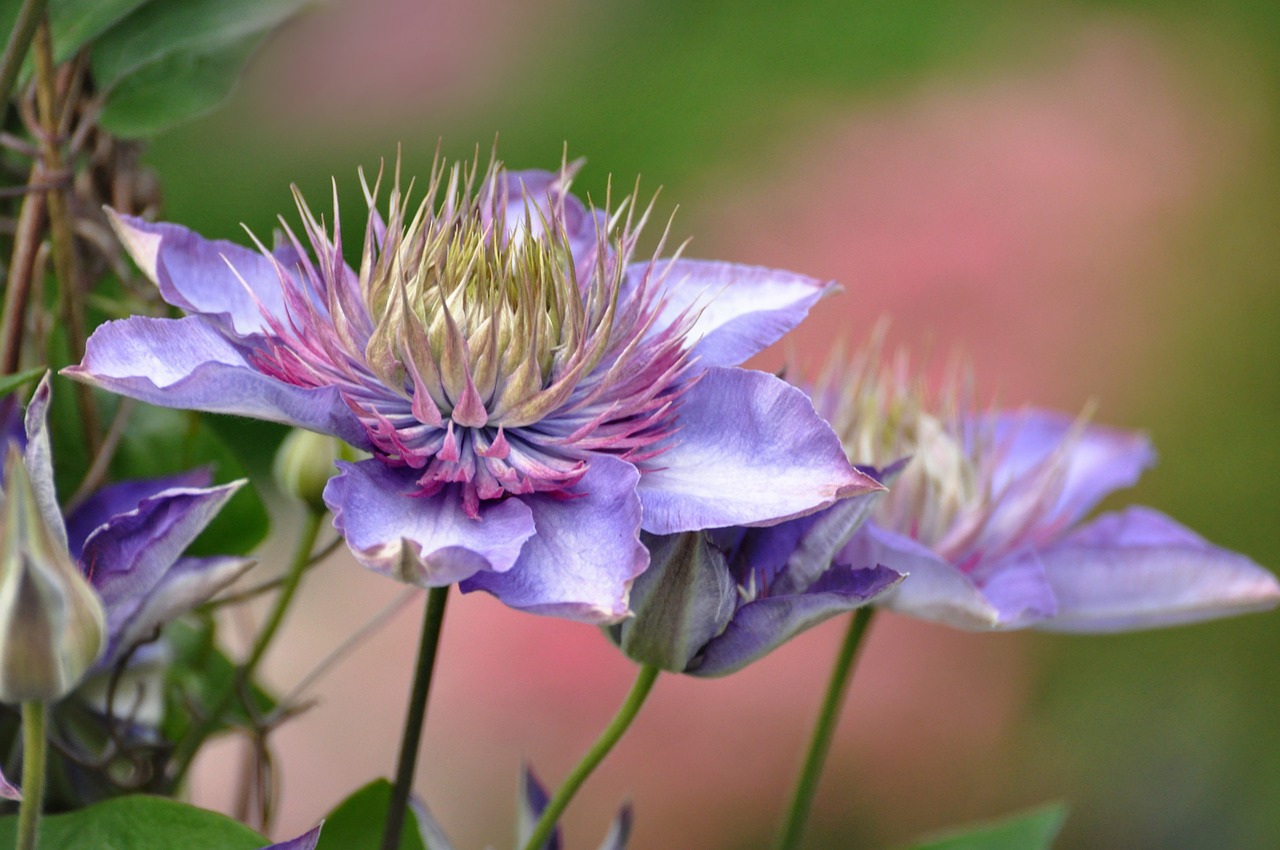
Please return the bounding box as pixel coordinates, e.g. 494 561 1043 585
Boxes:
0 0 48 110
775 607 877 850
167 510 326 788
520 664 661 850
16 701 46 850
380 585 450 850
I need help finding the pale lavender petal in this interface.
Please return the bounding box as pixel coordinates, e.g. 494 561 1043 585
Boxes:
689 565 901 677
82 481 243 613
325 459 536 586
409 797 457 850
260 825 322 850
65 469 212 558
598 804 634 850
637 367 882 534
517 765 563 850
1034 507 1280 632
20 374 68 552
970 551 1058 629
633 259 834 368
65 316 369 447
461 455 647 624
104 555 254 667
108 211 289 336
848 524 1002 630
988 410 1156 530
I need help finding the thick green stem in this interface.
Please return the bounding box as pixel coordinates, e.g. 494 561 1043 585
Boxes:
167 510 326 788
16 701 47 850
775 607 877 850
380 585 450 850
0 0 48 110
520 664 661 850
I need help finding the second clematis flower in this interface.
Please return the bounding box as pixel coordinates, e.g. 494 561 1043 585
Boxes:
817 344 1280 631
65 156 878 623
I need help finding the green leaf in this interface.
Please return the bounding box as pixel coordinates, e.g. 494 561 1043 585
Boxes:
316 780 429 850
48 0 155 62
91 0 309 90
0 365 46 398
0 795 268 849
97 35 262 138
108 404 270 556
902 803 1068 850
162 617 277 743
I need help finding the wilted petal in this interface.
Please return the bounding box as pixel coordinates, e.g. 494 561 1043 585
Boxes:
638 367 881 534
988 410 1156 531
107 211 291 336
106 555 254 666
461 456 646 623
1034 507 1280 632
689 564 901 677
261 825 323 850
65 316 368 446
79 480 242 613
637 260 833 368
326 459 536 587
850 524 1002 630
65 469 212 558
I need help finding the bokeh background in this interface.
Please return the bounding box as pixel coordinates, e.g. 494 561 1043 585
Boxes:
135 1 1280 847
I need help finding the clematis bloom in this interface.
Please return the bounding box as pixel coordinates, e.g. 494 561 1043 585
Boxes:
817 345 1280 631
66 156 877 622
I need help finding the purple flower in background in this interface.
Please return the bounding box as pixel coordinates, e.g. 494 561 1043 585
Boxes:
611 483 900 676
66 157 877 622
816 345 1280 631
262 825 322 850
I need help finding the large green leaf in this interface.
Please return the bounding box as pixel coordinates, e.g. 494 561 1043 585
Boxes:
902 803 1068 850
48 0 155 62
91 0 309 90
316 780 429 850
0 795 268 849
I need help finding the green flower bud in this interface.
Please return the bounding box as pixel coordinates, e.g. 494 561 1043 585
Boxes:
273 429 363 515
608 531 738 672
0 446 105 704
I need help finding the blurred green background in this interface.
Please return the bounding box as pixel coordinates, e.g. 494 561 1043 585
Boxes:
133 1 1280 847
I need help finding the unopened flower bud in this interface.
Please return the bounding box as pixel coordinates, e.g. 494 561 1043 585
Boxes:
608 531 738 672
273 429 362 515
0 445 105 703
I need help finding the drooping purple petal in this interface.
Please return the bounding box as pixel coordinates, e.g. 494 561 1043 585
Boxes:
633 259 834 369
637 367 882 534
80 480 242 613
64 316 369 447
260 825 323 850
1034 506 1280 632
325 459 537 587
461 455 647 623
104 555 254 667
847 524 1002 630
64 469 212 559
107 211 292 337
689 564 901 677
987 410 1156 533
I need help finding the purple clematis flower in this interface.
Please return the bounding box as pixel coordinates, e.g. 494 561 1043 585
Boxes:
262 825 322 850
814 347 1280 631
610 484 902 676
65 156 877 622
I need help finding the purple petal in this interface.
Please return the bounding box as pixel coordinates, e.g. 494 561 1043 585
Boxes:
21 374 68 552
108 211 291 336
461 455 647 624
81 480 242 612
260 825 323 850
1034 507 1280 632
104 555 254 667
325 459 537 586
637 367 882 534
518 764 563 850
598 803 634 850
846 524 1002 630
409 797 457 850
65 315 369 447
633 259 833 368
689 564 901 677
65 469 212 558
969 551 1058 629
0 765 20 801
987 410 1156 532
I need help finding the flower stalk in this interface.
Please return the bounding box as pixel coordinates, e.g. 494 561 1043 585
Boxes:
776 607 876 850
520 664 660 850
381 585 450 850
16 700 47 850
